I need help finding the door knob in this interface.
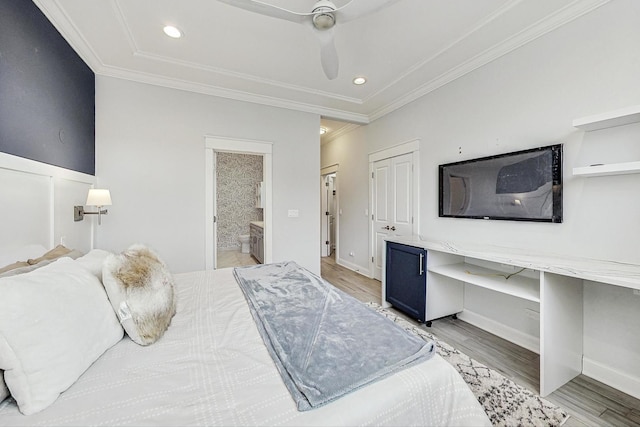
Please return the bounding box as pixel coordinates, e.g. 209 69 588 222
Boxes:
382 225 390 230
390 226 396 231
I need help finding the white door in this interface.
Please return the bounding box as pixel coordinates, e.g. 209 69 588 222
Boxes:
372 152 413 280
328 175 336 256
321 176 330 257
321 173 337 257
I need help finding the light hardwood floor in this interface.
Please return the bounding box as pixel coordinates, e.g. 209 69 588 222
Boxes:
320 255 640 427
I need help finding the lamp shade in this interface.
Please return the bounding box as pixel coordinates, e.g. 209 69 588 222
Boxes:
86 189 112 206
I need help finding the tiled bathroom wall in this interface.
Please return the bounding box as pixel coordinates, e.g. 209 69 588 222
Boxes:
216 152 263 250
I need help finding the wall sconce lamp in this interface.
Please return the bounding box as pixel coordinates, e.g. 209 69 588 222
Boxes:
74 189 112 225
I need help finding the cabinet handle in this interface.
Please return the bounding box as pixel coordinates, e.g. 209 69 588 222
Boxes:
419 253 424 276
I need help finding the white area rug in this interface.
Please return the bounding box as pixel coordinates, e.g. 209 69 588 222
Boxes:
366 303 569 427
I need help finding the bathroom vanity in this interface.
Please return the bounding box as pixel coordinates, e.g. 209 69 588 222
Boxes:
250 221 264 263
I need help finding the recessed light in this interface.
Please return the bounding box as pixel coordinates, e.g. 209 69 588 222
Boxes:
320 127 327 135
163 25 182 39
353 76 367 85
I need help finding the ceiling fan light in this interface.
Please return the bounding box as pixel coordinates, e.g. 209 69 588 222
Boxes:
313 12 335 30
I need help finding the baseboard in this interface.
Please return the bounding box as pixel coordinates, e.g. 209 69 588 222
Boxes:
457 309 540 354
336 257 372 278
583 357 640 400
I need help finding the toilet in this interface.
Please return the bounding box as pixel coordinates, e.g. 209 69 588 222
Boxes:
239 234 250 253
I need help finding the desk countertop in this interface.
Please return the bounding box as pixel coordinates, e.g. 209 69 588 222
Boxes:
386 236 640 291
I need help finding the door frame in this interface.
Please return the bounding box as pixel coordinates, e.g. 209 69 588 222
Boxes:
205 136 273 270
368 139 420 279
320 164 339 258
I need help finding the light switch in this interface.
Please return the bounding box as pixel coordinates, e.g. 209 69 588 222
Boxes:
288 209 299 218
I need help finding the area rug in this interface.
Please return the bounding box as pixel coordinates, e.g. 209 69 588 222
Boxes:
366 303 569 427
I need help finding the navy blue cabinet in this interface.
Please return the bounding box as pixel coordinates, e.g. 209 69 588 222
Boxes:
385 242 427 323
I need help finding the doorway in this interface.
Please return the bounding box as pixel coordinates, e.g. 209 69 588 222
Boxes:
321 172 338 257
369 140 420 280
215 151 263 268
205 137 273 270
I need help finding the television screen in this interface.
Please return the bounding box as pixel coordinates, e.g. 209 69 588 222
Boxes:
439 144 562 223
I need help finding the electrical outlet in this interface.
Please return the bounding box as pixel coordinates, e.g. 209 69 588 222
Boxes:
633 289 640 296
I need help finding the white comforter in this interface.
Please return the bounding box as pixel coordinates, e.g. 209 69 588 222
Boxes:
0 268 490 426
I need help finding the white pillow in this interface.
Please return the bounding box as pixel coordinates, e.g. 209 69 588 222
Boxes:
75 249 112 281
0 258 124 415
102 244 176 346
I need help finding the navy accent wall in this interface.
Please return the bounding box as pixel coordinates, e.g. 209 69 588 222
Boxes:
0 0 95 175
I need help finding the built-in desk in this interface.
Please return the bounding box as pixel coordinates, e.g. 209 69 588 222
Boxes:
382 236 640 397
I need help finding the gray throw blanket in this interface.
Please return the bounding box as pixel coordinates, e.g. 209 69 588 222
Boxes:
233 261 436 411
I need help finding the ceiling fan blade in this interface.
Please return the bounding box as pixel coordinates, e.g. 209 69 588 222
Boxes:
315 27 339 80
335 0 400 23
217 0 309 24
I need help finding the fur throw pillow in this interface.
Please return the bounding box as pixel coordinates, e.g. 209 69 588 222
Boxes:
102 244 176 346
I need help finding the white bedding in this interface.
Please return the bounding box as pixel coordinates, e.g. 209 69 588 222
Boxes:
0 268 490 426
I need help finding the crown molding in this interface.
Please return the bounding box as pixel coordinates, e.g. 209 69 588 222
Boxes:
368 0 611 122
321 123 360 145
363 0 524 106
31 0 105 71
132 50 363 106
96 65 370 124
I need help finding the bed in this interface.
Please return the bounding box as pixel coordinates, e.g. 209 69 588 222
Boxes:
0 244 491 426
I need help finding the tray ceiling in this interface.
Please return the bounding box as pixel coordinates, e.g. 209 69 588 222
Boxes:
34 0 608 125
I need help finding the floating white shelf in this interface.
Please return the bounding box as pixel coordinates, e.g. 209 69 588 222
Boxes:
573 161 640 177
428 262 540 303
573 105 640 131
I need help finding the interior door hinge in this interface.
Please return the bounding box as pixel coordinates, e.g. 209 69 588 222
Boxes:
371 214 374 220
325 211 330 216
371 172 374 179
371 256 374 263
213 215 217 223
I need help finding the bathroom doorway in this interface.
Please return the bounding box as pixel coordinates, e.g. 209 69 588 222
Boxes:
215 152 263 268
205 137 273 270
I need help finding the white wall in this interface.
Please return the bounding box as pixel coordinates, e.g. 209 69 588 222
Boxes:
96 76 320 274
322 0 640 395
0 153 95 255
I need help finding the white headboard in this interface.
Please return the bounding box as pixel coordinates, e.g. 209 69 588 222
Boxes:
0 152 96 255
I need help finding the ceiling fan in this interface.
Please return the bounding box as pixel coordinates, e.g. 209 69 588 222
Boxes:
218 0 400 80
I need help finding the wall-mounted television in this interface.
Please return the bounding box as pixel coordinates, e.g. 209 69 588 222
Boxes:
439 144 562 223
